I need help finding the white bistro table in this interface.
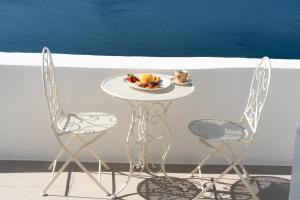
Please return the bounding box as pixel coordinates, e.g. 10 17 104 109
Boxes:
101 74 194 198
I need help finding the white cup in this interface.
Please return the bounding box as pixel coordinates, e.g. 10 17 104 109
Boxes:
174 70 191 83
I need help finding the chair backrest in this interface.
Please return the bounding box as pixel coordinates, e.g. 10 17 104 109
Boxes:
243 57 271 133
42 47 63 127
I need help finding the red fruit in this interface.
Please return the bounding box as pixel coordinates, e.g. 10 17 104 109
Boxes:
132 77 139 83
127 73 139 83
128 77 133 82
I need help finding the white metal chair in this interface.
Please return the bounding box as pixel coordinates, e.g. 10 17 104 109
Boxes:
41 47 117 197
189 57 272 199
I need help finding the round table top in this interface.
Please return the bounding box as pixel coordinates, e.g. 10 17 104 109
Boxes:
101 74 194 102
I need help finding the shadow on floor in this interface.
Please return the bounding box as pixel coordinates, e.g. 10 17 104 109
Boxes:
0 161 291 200
230 176 290 200
136 176 200 200
134 176 290 200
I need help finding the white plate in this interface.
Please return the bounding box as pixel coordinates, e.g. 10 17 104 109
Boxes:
124 75 171 91
171 77 192 85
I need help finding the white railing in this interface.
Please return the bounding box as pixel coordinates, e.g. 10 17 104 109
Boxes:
0 52 299 166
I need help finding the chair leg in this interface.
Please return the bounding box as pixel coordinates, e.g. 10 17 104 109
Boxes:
240 165 251 180
232 165 258 200
72 156 110 195
69 133 111 195
193 162 237 199
190 147 219 177
50 160 57 180
42 157 73 196
190 142 225 191
223 144 251 180
76 135 111 170
43 133 109 196
222 144 257 199
98 160 102 183
193 143 256 200
48 152 62 171
190 143 224 177
48 135 75 170
190 152 216 191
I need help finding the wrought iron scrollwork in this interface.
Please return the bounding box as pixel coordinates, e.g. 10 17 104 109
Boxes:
243 57 271 133
42 47 64 125
125 101 172 175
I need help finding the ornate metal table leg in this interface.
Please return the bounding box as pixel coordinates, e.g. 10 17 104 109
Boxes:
111 100 186 198
145 101 172 174
111 100 152 198
148 102 188 191
110 100 139 198
123 101 169 175
124 101 173 175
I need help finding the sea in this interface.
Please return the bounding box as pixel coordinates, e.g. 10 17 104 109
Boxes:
0 0 300 59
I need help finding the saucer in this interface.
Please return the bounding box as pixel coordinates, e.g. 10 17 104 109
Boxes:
171 77 192 85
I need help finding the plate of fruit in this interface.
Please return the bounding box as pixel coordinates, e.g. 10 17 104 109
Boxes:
124 73 171 91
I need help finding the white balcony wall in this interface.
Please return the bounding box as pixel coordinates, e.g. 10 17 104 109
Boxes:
0 53 299 166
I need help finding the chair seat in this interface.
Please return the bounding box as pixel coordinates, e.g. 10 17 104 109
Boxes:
57 112 117 134
189 119 248 142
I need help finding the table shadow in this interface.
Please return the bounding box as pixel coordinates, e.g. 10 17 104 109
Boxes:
136 176 200 200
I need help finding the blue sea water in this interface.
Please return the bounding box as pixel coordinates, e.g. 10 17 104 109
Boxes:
0 0 300 58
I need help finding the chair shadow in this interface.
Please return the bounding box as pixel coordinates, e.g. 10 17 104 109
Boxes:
230 176 290 200
197 176 290 200
135 176 200 200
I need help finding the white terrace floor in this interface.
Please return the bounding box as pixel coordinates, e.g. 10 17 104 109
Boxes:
0 161 291 200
